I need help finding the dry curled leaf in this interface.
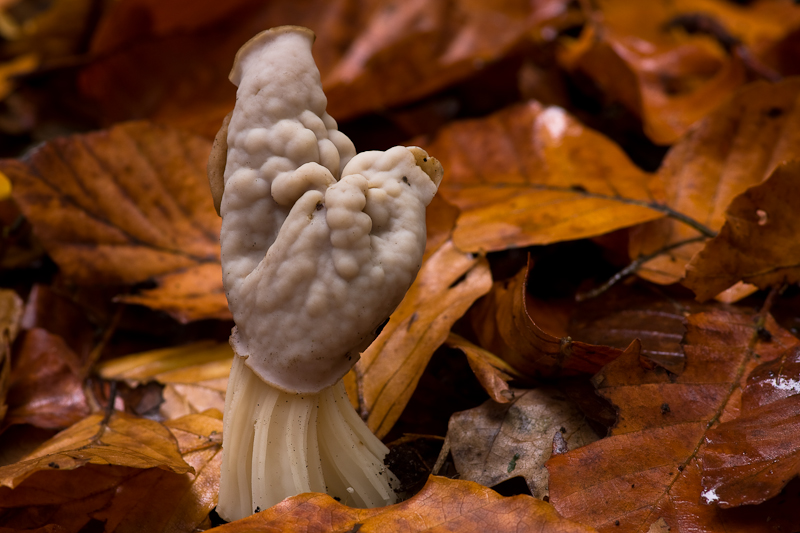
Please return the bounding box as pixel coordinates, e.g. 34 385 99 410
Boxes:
0 411 192 489
447 387 597 499
420 101 665 253
631 78 800 287
684 160 800 300
0 121 228 323
446 332 522 404
547 310 799 532
471 262 624 379
347 240 491 439
214 475 597 533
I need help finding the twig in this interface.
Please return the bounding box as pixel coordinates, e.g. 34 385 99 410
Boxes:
102 380 118 426
80 303 125 379
576 236 707 301
755 284 786 331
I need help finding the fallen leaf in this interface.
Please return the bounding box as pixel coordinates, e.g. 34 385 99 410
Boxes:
446 332 523 404
420 101 665 253
447 388 598 499
0 289 22 422
684 160 800 300
3 328 89 431
0 410 192 489
547 310 799 532
0 411 222 533
630 78 800 287
213 475 597 533
558 0 800 145
348 239 491 439
698 345 800 507
471 261 624 379
0 121 228 323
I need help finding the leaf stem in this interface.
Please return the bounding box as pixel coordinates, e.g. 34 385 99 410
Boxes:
576 236 707 301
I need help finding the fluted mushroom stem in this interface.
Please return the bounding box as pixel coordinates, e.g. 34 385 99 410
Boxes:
217 355 398 522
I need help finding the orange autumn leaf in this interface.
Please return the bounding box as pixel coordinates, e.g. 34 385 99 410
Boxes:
684 160 800 301
0 411 192 489
0 121 229 323
0 411 222 533
630 78 800 287
446 332 523 404
471 261 624 379
420 101 666 253
348 240 491 439
214 476 597 533
558 0 800 145
547 310 799 532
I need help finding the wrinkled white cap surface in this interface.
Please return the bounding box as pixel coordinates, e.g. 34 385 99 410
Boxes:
218 26 442 393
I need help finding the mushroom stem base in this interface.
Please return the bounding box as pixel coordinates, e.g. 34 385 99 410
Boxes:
217 355 398 522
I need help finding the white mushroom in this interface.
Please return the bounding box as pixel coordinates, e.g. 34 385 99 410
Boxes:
210 26 443 521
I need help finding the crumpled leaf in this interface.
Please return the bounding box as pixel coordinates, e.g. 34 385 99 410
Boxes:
77 0 576 136
420 101 665 253
558 0 800 144
447 388 598 499
346 239 491 439
684 160 800 300
547 310 799 532
214 475 597 533
698 345 800 508
0 410 192 489
0 410 222 533
630 78 800 287
446 332 523 404
0 288 23 422
471 261 624 379
0 121 228 323
3 328 89 431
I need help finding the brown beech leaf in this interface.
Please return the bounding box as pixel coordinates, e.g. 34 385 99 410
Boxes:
346 239 491 439
472 261 625 379
630 78 800 287
3 328 89 431
446 332 523 404
77 0 574 136
420 101 665 253
697 345 800 507
0 121 228 323
0 411 222 533
213 475 596 533
547 310 799 532
558 0 800 145
0 289 23 422
684 160 800 301
98 341 233 420
447 388 598 499
0 411 192 489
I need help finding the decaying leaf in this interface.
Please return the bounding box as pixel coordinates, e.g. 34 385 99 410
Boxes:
421 101 666 253
3 328 89 431
630 78 800 287
472 262 624 379
346 239 491 439
214 475 597 533
0 410 222 532
0 288 23 422
547 310 799 532
698 345 800 508
447 388 597 499
684 160 800 301
0 121 227 323
0 410 192 489
559 0 800 145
